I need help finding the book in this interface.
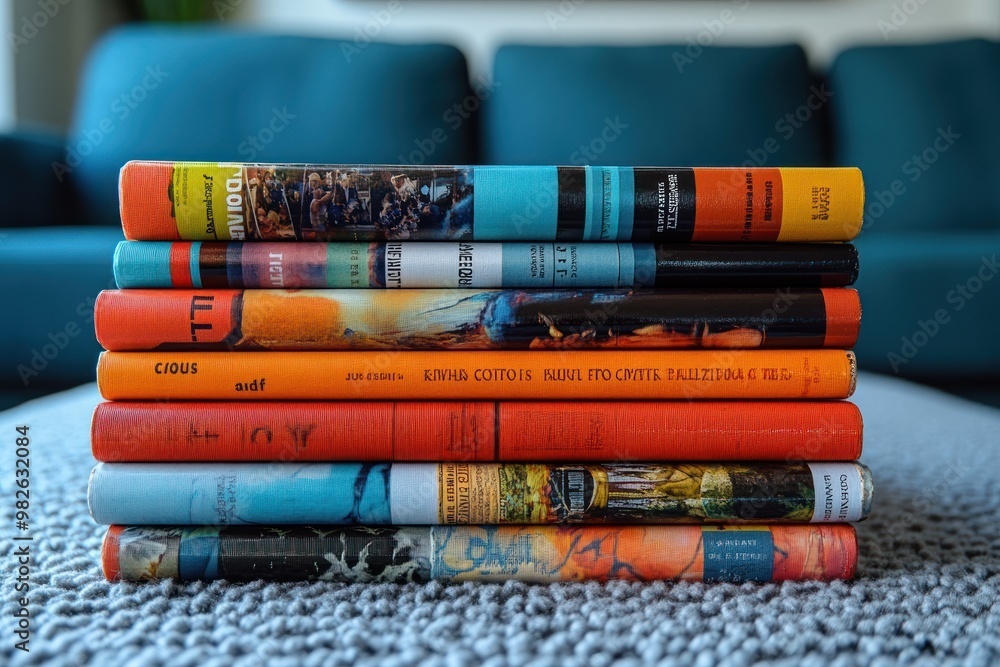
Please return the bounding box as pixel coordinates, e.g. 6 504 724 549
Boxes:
94 288 861 352
87 461 873 526
102 524 858 583
90 400 864 462
112 241 860 289
118 162 864 242
96 349 857 400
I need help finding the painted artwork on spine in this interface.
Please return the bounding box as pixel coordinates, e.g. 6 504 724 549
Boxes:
94 288 860 351
435 462 869 524
87 462 873 526
103 524 858 583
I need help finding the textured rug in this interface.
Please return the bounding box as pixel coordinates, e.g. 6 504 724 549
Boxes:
2 373 999 666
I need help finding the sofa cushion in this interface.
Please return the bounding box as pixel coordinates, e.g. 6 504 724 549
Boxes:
69 26 477 225
830 39 1000 233
485 44 829 166
854 232 1000 378
0 227 120 389
0 130 80 227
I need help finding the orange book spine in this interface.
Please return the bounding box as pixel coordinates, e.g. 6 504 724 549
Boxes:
102 524 857 583
96 349 856 401
90 400 863 462
94 288 861 352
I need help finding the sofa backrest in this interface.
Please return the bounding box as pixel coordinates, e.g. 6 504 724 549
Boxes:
484 44 830 167
67 26 477 224
830 38 1000 234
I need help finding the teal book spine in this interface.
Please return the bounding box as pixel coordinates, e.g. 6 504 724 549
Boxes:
113 240 859 289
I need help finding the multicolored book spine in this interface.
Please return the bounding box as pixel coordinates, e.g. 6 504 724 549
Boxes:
90 400 864 463
94 288 861 352
102 524 859 583
96 349 857 400
112 241 860 289
118 162 864 242
87 461 873 526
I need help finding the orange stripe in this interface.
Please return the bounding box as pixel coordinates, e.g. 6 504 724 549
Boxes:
690 168 782 242
821 288 862 348
102 526 124 582
169 242 194 288
95 289 238 350
771 525 857 580
119 161 180 241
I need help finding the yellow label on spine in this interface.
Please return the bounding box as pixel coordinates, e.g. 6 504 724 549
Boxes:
777 167 865 242
439 464 502 524
173 163 249 241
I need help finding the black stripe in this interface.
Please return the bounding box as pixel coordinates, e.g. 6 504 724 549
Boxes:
556 167 586 241
227 242 243 288
199 243 231 288
653 243 858 288
633 168 696 241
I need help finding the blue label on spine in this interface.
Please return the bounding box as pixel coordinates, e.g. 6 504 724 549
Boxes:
616 168 635 241
473 167 559 240
702 528 774 583
617 243 633 288
584 167 601 242
180 526 221 579
501 243 551 287
632 243 657 287
114 241 173 288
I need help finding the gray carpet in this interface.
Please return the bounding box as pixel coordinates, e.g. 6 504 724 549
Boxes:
2 373 999 666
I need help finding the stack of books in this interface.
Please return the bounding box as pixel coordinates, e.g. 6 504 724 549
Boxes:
89 162 872 584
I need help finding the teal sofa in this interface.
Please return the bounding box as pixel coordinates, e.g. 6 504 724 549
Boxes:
2 27 997 406
0 27 475 407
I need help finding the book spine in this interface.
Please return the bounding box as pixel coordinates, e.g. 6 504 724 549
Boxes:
112 241 860 289
119 162 864 242
87 461 873 525
96 349 858 400
94 288 861 352
103 524 858 583
90 400 864 463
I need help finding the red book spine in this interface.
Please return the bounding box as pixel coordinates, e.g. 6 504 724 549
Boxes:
91 400 863 462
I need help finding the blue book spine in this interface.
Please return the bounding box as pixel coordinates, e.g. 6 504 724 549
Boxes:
87 462 872 525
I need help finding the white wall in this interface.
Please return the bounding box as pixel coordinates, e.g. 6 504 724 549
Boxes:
0 0 16 131
8 0 127 131
239 0 1000 79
